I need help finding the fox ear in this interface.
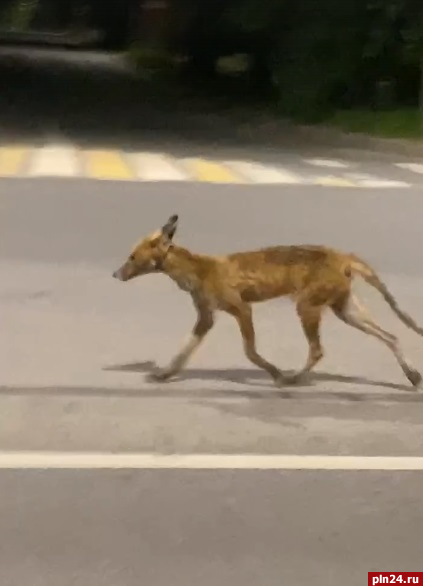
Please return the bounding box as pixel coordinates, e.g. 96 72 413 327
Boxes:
161 214 178 240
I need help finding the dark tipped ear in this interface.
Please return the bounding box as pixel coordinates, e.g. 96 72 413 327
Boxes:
161 214 179 240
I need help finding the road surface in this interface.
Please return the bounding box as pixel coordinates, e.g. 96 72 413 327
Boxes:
1 46 423 586
1 469 422 586
2 178 423 585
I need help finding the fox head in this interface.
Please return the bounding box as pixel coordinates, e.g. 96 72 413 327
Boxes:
112 214 179 282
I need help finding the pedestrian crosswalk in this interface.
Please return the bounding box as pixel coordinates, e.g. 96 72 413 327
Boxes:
395 162 423 175
0 143 421 188
227 160 301 184
0 146 27 177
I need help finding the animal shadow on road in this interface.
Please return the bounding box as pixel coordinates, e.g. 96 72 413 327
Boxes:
104 360 417 400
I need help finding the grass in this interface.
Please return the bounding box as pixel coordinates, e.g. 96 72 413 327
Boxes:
326 108 423 140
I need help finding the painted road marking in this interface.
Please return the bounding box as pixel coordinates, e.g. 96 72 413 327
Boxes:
344 173 410 189
0 144 422 188
396 163 423 174
183 158 243 183
0 146 27 176
130 152 188 181
0 452 423 470
227 160 301 184
305 158 349 169
83 149 134 180
313 175 356 187
27 145 79 177
357 178 410 188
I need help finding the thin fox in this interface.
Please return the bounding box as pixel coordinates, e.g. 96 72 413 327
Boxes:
113 214 423 389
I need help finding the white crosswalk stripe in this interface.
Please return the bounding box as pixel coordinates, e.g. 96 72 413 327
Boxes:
313 175 355 187
395 162 423 174
344 173 410 188
227 160 302 184
305 158 349 169
356 178 410 188
129 152 189 181
27 145 79 177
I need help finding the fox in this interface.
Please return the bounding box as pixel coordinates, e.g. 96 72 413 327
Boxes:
113 214 423 389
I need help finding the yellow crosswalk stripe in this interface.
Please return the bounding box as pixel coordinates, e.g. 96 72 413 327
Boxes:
83 150 134 180
0 146 28 176
183 158 243 183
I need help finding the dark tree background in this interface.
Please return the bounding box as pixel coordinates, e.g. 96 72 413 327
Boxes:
169 0 423 120
0 0 422 120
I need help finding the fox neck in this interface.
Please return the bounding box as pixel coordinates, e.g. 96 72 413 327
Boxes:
161 245 204 293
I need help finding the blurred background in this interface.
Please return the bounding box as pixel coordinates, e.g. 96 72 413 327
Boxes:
0 0 422 137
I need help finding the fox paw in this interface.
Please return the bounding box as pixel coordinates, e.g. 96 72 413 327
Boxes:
146 368 173 383
406 368 422 389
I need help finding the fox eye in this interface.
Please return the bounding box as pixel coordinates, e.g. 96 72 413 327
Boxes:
129 254 135 261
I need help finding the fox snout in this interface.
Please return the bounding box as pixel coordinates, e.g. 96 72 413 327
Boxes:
112 265 130 281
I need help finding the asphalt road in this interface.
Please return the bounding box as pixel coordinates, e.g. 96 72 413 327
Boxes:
2 178 423 584
1 469 422 586
1 45 423 586
3 178 423 453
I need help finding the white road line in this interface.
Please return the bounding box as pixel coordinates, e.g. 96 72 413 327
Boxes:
27 145 79 177
0 452 422 470
312 175 355 187
227 160 302 184
396 162 423 174
345 173 410 188
359 179 410 188
305 158 349 169
130 152 189 181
